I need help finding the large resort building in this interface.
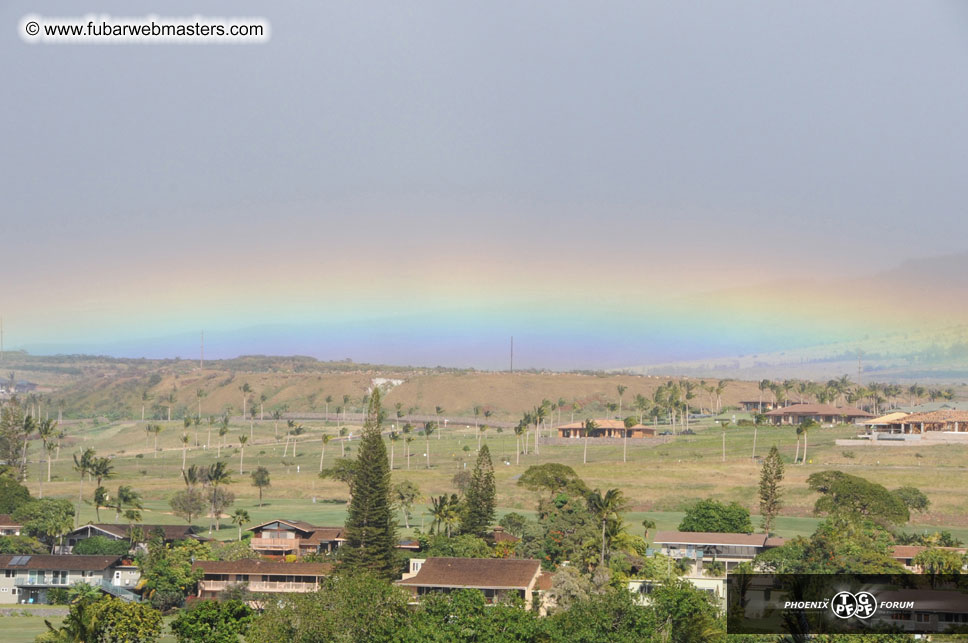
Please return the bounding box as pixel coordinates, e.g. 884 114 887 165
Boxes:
556 419 657 439
763 403 872 426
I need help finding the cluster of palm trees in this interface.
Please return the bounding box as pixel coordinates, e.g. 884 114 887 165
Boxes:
755 376 955 415
71 448 142 524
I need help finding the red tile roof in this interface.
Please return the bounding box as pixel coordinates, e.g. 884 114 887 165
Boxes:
556 419 651 430
396 558 542 590
0 514 20 527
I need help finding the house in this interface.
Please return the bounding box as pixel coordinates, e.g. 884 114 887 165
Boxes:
891 545 967 572
490 526 519 545
763 403 872 426
248 519 345 557
0 555 140 604
861 412 911 436
884 410 968 434
0 514 22 536
629 576 727 610
739 400 776 412
193 559 331 599
396 557 546 610
650 531 785 574
62 523 205 553
556 419 657 439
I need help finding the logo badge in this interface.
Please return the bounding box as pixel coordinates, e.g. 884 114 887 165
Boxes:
831 591 877 619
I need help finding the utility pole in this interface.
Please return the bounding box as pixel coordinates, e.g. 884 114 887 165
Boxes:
509 336 513 373
200 331 204 370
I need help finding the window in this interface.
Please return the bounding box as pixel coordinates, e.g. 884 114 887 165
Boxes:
52 571 68 585
4 570 12 578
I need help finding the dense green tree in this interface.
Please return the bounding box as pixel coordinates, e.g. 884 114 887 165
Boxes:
498 512 529 538
169 488 206 524
0 534 47 554
678 499 753 534
421 534 492 558
517 463 588 499
244 572 409 642
43 595 162 643
13 497 74 547
758 445 784 534
340 388 398 580
808 470 909 526
170 599 254 643
913 547 965 576
72 535 131 556
0 470 31 513
403 589 544 642
755 517 905 574
648 579 724 643
462 444 496 537
546 587 659 643
137 537 208 611
893 486 930 513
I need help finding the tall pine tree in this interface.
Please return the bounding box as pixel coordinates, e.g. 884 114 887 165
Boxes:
462 444 496 537
340 388 398 579
759 445 784 535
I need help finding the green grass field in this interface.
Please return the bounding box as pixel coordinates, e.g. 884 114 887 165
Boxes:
22 416 968 542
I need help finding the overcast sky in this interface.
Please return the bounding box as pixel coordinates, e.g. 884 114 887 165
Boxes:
3 1 968 368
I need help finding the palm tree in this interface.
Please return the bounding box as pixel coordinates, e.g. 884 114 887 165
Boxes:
206 461 233 532
478 424 488 451
513 421 525 465
150 424 163 458
405 435 414 470
794 425 802 463
617 385 627 415
388 431 399 470
319 434 331 472
325 395 333 418
166 390 176 423
239 383 251 420
196 388 206 420
238 434 248 474
37 418 58 486
423 421 435 468
642 518 656 541
583 419 598 465
141 390 151 422
113 485 143 521
259 393 267 421
434 406 444 440
231 508 250 541
622 416 636 464
183 464 202 489
800 419 818 465
218 417 229 458
180 432 190 470
73 448 95 527
587 488 627 567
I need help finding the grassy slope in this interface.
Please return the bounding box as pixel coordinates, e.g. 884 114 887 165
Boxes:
27 414 968 542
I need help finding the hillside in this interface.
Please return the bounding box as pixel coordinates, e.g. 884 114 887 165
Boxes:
3 352 763 421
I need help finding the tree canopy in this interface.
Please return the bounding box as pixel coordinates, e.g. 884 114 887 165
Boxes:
677 499 753 534
807 471 910 526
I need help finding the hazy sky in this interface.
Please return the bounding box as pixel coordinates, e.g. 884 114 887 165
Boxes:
3 1 968 369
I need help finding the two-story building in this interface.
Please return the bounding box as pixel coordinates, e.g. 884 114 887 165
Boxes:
193 559 332 599
651 531 785 574
764 403 872 426
396 557 548 611
61 523 205 553
248 519 345 557
0 514 22 536
0 555 140 604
